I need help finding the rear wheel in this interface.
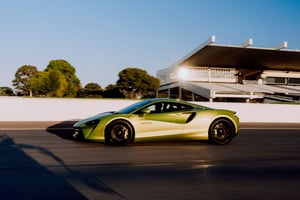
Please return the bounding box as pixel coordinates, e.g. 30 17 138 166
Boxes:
209 118 235 145
105 120 134 146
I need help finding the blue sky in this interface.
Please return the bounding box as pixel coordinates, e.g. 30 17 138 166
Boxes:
1 0 299 88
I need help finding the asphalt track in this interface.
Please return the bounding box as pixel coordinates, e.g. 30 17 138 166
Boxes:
0 122 300 200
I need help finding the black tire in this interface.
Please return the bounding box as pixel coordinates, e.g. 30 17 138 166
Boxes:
105 120 134 146
209 118 235 145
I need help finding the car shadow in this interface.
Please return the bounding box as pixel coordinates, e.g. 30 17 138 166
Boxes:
46 121 107 146
130 140 210 147
0 133 88 199
46 121 211 147
46 121 78 140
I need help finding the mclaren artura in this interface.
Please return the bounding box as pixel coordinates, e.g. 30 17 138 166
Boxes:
73 98 239 145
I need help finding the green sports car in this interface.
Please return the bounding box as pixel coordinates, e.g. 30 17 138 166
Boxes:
73 98 239 145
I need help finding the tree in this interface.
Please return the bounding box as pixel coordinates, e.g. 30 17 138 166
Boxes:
45 60 81 97
30 70 68 97
45 70 68 97
29 71 48 96
116 67 160 99
103 84 124 98
83 83 102 98
12 65 38 96
0 87 14 96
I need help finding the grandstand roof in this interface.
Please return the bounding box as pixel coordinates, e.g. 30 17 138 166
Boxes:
178 36 300 71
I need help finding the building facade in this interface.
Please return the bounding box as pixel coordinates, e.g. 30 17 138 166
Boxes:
157 36 300 102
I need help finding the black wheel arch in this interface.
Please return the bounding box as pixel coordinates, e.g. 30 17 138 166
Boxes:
104 119 135 143
210 117 237 132
208 117 236 144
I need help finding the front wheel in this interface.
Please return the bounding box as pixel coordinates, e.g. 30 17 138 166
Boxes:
209 118 235 145
105 120 134 146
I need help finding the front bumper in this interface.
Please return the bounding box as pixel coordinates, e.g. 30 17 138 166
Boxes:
73 127 84 140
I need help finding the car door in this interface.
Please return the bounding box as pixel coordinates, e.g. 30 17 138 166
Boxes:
132 102 196 138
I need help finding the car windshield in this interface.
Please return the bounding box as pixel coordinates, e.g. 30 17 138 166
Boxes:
117 99 152 114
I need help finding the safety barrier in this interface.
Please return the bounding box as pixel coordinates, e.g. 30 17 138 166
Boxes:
0 97 299 122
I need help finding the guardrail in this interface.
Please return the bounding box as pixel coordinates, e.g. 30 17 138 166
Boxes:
0 97 299 122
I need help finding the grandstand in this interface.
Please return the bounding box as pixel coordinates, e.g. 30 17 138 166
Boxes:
157 36 300 102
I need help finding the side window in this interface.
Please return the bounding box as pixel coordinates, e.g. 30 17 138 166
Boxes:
148 103 163 113
136 102 193 114
164 103 176 112
176 103 193 110
163 102 193 112
135 104 157 114
148 102 178 113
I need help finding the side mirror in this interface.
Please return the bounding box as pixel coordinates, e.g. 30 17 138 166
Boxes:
141 108 151 114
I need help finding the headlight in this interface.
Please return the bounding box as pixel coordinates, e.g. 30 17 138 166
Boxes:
85 119 100 127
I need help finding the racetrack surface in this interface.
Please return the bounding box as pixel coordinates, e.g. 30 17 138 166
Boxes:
0 122 299 200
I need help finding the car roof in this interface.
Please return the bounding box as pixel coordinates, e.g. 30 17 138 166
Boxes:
144 98 202 107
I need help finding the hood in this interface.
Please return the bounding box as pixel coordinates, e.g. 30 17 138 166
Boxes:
74 111 115 127
91 111 116 119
